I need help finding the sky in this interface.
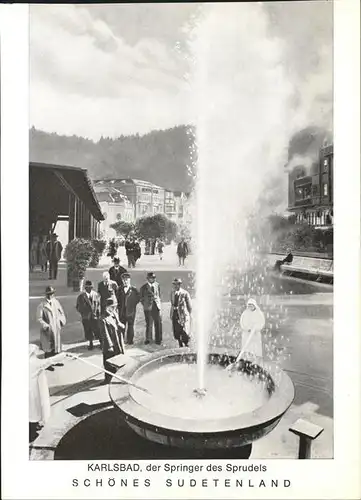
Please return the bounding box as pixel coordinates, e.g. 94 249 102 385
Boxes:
30 2 333 140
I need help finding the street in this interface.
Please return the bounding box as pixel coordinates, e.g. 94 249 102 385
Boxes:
29 243 333 426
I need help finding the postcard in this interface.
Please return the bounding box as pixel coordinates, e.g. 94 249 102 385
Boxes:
1 1 360 499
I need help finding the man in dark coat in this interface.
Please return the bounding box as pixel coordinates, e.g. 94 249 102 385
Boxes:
99 298 125 383
274 248 293 272
133 240 141 265
98 271 118 315
177 238 189 266
125 238 136 268
46 233 63 280
116 272 140 345
109 257 127 286
140 272 162 345
76 280 101 350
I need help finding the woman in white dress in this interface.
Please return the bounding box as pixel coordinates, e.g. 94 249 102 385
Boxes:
29 344 65 437
239 298 265 360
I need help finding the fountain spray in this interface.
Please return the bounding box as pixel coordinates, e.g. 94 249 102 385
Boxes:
188 3 294 392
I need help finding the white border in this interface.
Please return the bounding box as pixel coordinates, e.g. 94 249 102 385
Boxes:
1 1 360 499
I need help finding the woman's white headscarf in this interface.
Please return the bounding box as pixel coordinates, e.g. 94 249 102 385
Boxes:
240 298 265 332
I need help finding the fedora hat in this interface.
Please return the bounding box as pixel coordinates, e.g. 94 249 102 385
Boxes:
147 272 156 279
45 286 55 295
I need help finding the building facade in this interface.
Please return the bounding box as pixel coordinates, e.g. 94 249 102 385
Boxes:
287 144 333 226
94 179 165 219
93 184 134 239
164 190 191 223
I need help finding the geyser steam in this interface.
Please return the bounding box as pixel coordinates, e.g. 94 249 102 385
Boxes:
188 4 294 389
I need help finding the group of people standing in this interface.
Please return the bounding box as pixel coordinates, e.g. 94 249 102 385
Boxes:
30 233 63 280
31 270 266 436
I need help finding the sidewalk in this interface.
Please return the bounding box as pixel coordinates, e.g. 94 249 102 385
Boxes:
29 246 333 460
29 331 333 460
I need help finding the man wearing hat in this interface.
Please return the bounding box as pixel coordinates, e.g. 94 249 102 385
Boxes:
46 233 63 280
170 278 192 347
76 280 101 350
36 286 66 369
99 297 125 383
116 273 140 345
98 271 118 315
109 257 127 286
140 272 163 345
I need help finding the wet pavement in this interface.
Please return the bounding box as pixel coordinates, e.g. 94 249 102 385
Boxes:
29 246 333 459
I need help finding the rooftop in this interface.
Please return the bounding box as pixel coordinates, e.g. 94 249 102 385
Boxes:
30 162 104 221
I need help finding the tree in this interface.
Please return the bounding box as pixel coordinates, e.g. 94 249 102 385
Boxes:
110 220 135 237
135 214 178 242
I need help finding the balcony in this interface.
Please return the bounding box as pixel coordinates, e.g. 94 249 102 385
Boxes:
293 198 313 207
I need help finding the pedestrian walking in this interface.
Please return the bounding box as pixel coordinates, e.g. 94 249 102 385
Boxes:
125 237 136 268
117 272 140 345
99 298 125 384
76 280 101 350
157 239 165 260
107 238 118 260
38 235 48 272
177 237 189 266
29 344 66 440
133 239 141 266
98 271 118 315
239 298 265 360
30 236 39 272
170 278 192 347
36 286 66 370
140 272 162 345
109 257 127 286
46 233 63 280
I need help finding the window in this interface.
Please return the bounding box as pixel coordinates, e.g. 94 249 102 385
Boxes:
312 185 319 196
294 181 311 201
323 183 328 196
153 189 159 194
296 168 306 179
142 187 152 193
323 159 329 172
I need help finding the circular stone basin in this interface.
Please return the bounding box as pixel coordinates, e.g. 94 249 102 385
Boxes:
109 348 294 450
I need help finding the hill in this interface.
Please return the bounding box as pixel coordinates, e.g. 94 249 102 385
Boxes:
29 126 195 192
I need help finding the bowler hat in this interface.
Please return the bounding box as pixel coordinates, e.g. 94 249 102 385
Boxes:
172 278 182 284
84 280 93 287
121 272 131 278
147 272 156 279
45 286 55 295
113 257 120 263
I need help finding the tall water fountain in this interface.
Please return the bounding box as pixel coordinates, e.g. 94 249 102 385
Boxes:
191 3 293 391
110 4 295 456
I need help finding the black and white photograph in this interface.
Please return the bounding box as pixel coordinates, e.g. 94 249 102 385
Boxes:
1 1 360 499
28 1 334 461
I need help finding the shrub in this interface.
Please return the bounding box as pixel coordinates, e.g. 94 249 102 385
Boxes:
64 238 94 279
89 238 107 267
